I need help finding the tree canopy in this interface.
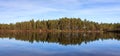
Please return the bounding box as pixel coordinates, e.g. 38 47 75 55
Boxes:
0 17 119 32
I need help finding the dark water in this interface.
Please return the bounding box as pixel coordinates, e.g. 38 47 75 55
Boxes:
0 32 120 56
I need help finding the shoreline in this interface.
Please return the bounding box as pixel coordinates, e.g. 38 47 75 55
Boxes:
0 30 104 33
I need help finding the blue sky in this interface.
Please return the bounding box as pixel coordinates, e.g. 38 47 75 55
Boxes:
0 0 120 23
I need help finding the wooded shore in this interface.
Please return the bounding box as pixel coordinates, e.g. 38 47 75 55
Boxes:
0 30 104 33
0 17 119 32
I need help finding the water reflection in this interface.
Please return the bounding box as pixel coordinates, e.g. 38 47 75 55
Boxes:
0 32 120 56
0 32 119 45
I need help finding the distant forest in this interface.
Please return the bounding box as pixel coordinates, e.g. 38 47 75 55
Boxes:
0 17 120 32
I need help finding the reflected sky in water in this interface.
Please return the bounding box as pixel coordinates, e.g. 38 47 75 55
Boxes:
0 32 120 56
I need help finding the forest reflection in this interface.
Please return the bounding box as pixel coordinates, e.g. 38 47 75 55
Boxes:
0 32 120 45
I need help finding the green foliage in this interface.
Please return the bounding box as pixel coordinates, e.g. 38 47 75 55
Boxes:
0 17 119 31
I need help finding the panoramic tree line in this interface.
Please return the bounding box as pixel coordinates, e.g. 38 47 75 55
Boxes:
0 17 120 32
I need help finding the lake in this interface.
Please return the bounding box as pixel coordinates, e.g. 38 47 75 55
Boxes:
0 32 120 56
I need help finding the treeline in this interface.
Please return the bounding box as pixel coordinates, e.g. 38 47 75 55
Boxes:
0 17 120 31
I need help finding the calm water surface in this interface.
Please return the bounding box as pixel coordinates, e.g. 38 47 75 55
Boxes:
0 32 120 56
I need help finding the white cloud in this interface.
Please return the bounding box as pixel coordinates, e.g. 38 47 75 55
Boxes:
80 0 120 4
62 6 120 16
0 0 120 23
0 0 63 17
